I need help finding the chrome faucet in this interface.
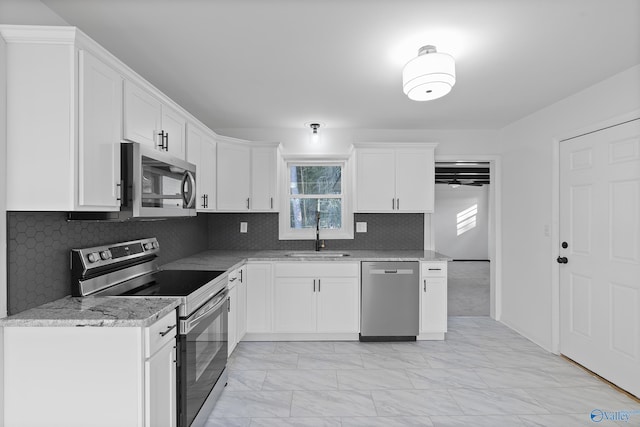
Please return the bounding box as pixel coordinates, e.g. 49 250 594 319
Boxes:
315 211 324 251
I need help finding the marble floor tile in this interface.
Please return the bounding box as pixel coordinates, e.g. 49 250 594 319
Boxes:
226 369 267 391
447 388 550 415
250 417 342 426
297 353 364 369
523 386 640 414
361 352 431 369
337 369 414 390
290 390 377 417
206 316 638 426
423 350 495 369
229 353 299 370
275 341 336 354
341 416 434 426
474 367 564 389
262 369 338 391
371 389 464 416
430 414 525 427
406 368 488 390
208 391 292 418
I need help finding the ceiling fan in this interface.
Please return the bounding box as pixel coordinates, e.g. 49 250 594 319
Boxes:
436 176 485 188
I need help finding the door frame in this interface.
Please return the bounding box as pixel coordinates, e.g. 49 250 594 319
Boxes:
432 155 502 320
551 109 640 354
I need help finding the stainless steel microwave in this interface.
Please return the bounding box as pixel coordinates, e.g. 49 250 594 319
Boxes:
69 143 197 221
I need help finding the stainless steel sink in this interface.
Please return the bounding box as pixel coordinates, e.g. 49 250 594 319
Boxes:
285 251 351 258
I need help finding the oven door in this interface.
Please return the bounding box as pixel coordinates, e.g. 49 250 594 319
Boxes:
178 289 228 427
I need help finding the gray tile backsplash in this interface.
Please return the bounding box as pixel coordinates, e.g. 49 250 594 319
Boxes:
6 211 422 314
207 213 424 251
6 212 209 315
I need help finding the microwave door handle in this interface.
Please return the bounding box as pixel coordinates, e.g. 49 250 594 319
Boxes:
181 171 196 208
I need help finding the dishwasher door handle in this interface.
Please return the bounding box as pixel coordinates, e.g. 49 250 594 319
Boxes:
370 269 415 275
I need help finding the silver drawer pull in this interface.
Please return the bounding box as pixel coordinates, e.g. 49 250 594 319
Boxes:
428 268 442 271
159 324 177 337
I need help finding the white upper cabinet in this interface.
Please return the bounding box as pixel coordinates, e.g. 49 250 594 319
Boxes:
78 50 123 209
1 26 125 211
216 139 278 212
217 141 252 211
124 81 187 159
1 25 205 211
354 144 437 213
187 124 216 211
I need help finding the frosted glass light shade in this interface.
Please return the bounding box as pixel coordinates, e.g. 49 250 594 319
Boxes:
403 46 456 101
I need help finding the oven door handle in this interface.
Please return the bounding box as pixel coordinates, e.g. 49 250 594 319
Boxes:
184 289 228 333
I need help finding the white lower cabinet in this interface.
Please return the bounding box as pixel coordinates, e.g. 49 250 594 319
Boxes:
273 262 360 336
246 262 273 334
3 310 178 427
419 261 448 340
227 264 248 356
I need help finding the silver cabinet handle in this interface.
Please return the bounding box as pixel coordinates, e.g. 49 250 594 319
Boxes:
397 198 400 210
159 324 177 337
423 280 426 292
392 198 395 210
313 279 316 292
270 197 273 209
318 279 321 292
246 197 250 209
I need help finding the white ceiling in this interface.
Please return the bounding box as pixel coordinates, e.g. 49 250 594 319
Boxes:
41 0 640 131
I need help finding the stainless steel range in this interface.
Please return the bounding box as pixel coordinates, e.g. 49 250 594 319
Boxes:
71 237 228 427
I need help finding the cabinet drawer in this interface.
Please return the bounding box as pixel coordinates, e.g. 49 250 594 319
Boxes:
275 262 359 278
421 262 447 277
145 310 177 358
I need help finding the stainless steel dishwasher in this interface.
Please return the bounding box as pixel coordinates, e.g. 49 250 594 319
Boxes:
360 261 419 341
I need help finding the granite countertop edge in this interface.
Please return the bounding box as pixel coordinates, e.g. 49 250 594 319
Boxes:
0 297 180 328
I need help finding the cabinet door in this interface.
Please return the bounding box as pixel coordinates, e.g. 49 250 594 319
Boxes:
187 126 216 211
395 149 434 212
237 265 248 339
251 146 277 211
316 277 359 333
161 105 187 159
273 278 316 333
420 277 447 333
356 149 396 211
228 284 238 356
145 338 177 427
246 263 273 333
123 80 162 148
217 142 251 211
78 50 122 210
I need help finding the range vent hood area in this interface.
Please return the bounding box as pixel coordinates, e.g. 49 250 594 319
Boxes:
435 162 490 187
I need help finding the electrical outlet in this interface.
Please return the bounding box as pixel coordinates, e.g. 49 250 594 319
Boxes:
240 222 248 233
356 222 367 233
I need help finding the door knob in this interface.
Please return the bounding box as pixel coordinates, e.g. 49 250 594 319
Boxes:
556 256 568 264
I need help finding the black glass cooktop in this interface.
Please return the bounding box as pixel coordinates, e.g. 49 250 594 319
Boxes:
120 270 226 297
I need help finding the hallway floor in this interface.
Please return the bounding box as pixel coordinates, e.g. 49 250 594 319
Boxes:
205 317 639 426
448 261 490 316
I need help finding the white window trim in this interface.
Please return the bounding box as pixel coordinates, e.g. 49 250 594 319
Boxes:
279 158 354 240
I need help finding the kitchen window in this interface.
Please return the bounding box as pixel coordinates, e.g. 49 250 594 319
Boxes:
279 160 353 240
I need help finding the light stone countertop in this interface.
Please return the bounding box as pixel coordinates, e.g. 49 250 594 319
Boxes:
161 249 451 272
0 296 180 328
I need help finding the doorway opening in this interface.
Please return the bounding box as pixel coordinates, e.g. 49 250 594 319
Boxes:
433 161 492 316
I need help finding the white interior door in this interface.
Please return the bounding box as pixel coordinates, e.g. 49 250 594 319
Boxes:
559 118 640 397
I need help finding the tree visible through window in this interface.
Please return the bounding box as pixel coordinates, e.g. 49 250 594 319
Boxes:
289 164 342 230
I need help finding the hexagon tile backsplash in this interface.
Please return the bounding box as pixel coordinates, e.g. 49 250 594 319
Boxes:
7 212 209 315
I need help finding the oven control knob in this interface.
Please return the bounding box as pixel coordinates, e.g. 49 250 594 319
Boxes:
153 241 159 249
87 252 99 263
100 250 111 260
144 243 152 251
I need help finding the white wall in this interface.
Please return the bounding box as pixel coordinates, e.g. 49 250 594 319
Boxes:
0 0 68 25
433 184 489 259
498 64 640 351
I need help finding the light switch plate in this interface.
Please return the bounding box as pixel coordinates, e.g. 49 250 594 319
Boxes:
240 222 248 233
356 222 367 233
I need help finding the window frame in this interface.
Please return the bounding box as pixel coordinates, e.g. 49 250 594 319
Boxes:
279 158 353 241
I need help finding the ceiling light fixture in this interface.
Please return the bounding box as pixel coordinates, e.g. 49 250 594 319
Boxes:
402 45 456 101
309 123 321 143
